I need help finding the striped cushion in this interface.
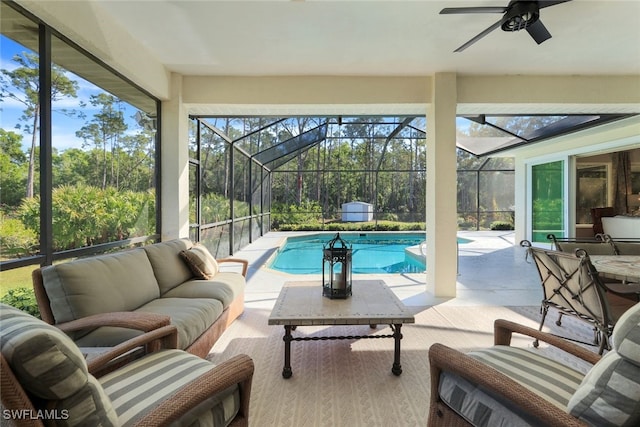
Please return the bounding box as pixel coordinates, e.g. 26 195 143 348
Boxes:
439 371 536 426
567 303 640 426
612 302 640 364
438 346 585 426
0 303 118 426
48 375 119 426
99 349 240 427
469 346 584 410
568 351 640 427
0 304 88 399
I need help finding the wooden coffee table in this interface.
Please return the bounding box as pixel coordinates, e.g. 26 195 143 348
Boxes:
268 280 415 378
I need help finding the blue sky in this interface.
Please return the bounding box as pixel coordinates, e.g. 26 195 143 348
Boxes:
1 35 141 152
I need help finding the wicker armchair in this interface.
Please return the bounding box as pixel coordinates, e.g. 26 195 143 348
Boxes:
0 303 254 427
428 303 640 426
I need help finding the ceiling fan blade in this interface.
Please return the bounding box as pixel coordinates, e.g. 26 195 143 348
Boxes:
526 19 552 44
440 7 507 15
538 0 572 10
454 20 502 52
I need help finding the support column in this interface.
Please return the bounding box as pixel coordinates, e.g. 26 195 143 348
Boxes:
514 157 527 243
426 73 458 297
160 73 190 240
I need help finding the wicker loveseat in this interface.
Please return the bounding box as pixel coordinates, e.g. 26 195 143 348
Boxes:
428 302 640 426
0 303 254 427
32 238 248 358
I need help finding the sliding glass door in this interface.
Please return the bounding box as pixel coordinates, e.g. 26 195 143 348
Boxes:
531 160 565 242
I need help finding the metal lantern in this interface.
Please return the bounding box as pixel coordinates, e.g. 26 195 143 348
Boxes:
322 233 352 299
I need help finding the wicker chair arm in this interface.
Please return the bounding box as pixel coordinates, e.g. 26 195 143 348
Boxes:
494 319 602 365
87 325 178 376
429 343 587 427
56 311 171 334
132 354 254 427
217 258 249 277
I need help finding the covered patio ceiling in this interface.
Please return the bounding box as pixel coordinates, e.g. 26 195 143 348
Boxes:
15 0 639 156
87 0 640 156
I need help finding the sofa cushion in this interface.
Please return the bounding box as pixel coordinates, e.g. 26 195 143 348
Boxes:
41 248 160 324
143 239 194 294
0 304 119 425
180 244 219 279
99 349 239 427
162 273 245 308
567 303 640 427
136 298 224 350
74 298 224 350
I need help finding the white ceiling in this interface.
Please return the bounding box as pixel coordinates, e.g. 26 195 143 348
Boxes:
93 0 640 77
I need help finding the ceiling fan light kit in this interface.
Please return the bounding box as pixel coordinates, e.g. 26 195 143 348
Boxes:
440 0 571 52
501 2 539 32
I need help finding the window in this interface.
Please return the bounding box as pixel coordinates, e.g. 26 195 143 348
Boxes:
0 2 159 273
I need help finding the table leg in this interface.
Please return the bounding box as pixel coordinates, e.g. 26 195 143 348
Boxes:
282 325 293 379
391 323 403 376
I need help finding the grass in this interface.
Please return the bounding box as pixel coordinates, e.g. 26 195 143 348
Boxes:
1 265 35 296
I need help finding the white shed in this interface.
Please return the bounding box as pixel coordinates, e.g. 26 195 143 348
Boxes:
341 201 373 222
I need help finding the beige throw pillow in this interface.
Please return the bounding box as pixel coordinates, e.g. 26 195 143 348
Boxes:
180 244 219 279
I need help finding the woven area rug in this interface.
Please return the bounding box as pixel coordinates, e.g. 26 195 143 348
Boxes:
207 305 595 427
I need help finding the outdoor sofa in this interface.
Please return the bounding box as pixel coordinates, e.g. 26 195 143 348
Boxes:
32 238 248 358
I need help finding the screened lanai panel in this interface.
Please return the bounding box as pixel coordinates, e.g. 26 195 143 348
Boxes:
457 114 635 156
254 123 328 168
201 225 229 259
479 171 515 225
457 171 479 230
201 127 230 225
232 148 249 219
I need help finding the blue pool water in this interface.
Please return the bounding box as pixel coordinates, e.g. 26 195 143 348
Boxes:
268 233 470 275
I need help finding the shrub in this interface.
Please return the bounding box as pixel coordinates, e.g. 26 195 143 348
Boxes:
0 215 37 257
0 287 40 318
490 221 514 230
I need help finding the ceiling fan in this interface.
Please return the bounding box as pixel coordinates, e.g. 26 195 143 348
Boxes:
440 0 572 52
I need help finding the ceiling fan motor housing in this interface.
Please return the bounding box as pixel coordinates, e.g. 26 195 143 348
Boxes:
501 1 540 32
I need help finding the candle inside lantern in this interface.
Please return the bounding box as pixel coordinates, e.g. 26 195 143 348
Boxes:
334 269 345 289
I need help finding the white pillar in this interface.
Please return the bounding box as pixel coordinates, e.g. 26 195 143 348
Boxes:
514 157 528 243
426 73 458 297
160 73 190 240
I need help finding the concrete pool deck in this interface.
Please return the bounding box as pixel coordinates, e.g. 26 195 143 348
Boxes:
229 230 543 311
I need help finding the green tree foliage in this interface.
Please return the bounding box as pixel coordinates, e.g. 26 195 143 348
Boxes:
0 52 79 198
18 184 155 251
0 129 27 207
75 93 128 189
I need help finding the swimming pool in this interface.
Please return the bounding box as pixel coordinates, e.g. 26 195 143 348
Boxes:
268 232 470 274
